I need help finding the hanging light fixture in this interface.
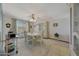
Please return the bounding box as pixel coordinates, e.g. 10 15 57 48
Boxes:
30 14 37 22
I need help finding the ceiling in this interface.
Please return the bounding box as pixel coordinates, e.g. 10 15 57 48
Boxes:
2 3 70 20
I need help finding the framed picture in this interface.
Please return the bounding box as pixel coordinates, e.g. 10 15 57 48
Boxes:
53 23 58 27
6 23 11 28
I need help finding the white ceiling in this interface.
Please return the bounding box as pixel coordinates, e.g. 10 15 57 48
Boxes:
2 3 70 20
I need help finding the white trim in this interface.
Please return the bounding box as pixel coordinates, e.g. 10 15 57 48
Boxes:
69 45 76 56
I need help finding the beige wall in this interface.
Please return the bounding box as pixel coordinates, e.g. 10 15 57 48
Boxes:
3 14 15 40
37 17 70 42
2 4 70 42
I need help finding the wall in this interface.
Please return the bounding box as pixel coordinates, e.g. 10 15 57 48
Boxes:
74 4 79 32
0 4 2 41
3 14 14 40
37 16 70 42
74 4 79 55
2 3 70 42
0 4 5 55
51 18 70 42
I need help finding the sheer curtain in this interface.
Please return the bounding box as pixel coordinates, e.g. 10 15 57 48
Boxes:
16 20 27 37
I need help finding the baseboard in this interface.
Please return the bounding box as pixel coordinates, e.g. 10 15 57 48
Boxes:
43 37 69 44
